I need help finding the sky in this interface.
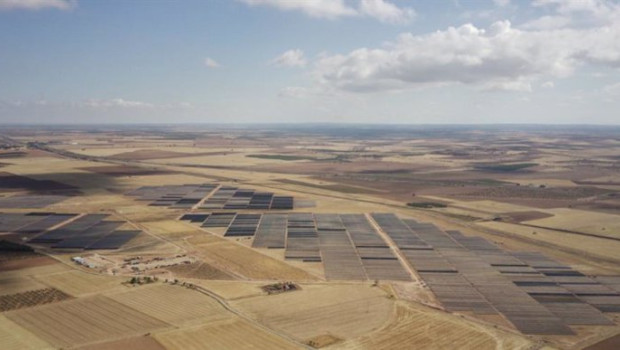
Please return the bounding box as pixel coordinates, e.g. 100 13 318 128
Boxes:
1 0 620 124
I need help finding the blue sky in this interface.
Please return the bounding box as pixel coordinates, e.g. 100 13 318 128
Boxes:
1 0 619 124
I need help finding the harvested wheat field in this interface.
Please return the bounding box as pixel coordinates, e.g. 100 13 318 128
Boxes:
191 280 265 300
0 273 47 296
194 240 318 281
166 261 233 280
232 284 393 342
336 302 534 350
0 314 53 350
34 270 127 296
109 284 231 326
5 295 168 348
154 318 302 350
77 335 166 350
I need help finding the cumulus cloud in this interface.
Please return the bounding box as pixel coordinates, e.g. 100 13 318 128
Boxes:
312 18 620 93
271 49 307 67
239 0 414 24
204 57 221 68
0 0 76 11
359 0 415 24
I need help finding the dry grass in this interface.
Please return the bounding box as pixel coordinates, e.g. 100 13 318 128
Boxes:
232 284 393 341
479 221 620 262
525 208 620 239
154 318 302 350
190 280 265 300
77 335 166 350
34 270 126 297
0 314 53 350
108 284 231 326
0 274 46 296
336 302 533 350
194 240 318 281
5 295 168 348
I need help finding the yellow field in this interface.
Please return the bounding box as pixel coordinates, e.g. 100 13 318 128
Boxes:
189 280 265 300
34 270 126 296
479 221 620 263
0 274 46 296
337 302 533 350
232 284 393 341
154 318 302 350
0 315 53 350
194 240 318 281
525 208 620 239
5 295 168 348
108 284 231 326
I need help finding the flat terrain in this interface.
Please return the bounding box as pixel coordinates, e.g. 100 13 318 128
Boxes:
1 125 620 349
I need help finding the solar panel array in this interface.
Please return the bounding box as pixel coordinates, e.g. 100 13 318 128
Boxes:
126 184 217 209
286 213 320 262
370 213 620 335
182 212 411 281
225 214 262 237
0 212 76 234
127 183 297 210
11 213 144 250
200 186 294 210
251 214 287 249
0 195 69 208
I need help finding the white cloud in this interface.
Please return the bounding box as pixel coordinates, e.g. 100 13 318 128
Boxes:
204 57 221 68
493 0 510 7
520 15 571 30
359 0 415 24
0 0 75 11
312 18 620 93
239 0 356 19
239 0 415 24
541 81 555 88
603 82 620 95
81 98 155 108
271 49 307 67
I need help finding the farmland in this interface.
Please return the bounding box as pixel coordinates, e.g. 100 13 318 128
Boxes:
0 125 619 349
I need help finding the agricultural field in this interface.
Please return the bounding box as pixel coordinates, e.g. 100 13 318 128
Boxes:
232 283 394 342
5 295 169 348
154 318 302 350
1 125 620 349
108 284 231 326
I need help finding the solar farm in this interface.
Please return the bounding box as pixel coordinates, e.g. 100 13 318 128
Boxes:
127 183 297 210
181 211 620 335
1 212 142 250
1 126 620 350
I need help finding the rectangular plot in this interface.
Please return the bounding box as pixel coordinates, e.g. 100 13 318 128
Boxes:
270 196 293 209
0 213 46 232
30 214 108 243
52 221 124 249
543 302 614 325
340 214 388 248
371 214 428 249
15 214 76 234
180 214 210 223
86 230 141 250
202 213 236 228
0 195 68 209
362 258 411 281
5 295 167 348
252 214 287 249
